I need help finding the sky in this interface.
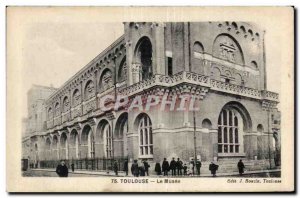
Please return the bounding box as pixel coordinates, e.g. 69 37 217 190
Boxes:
10 8 284 118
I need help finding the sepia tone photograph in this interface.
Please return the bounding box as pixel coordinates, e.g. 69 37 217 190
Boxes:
6 6 294 192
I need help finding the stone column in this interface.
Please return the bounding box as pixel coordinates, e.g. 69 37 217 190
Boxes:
209 129 218 161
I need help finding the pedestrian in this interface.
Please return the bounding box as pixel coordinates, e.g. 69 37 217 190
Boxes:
190 159 195 175
237 159 245 176
124 160 128 176
71 163 75 172
131 159 139 177
56 160 68 177
113 160 118 176
170 157 176 176
155 162 162 175
209 162 219 177
143 160 150 176
139 166 145 176
162 158 169 176
183 163 188 176
176 158 183 176
196 159 202 176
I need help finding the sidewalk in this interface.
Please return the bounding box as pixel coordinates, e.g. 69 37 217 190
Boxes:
32 168 281 177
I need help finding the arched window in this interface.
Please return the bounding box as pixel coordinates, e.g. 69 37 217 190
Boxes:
251 61 258 69
48 107 53 120
100 69 113 92
118 57 127 82
72 89 81 106
218 108 243 154
54 102 60 117
62 96 69 112
193 41 204 55
138 114 153 157
84 80 95 100
202 119 212 129
134 37 153 81
211 67 221 81
192 41 205 73
257 124 264 133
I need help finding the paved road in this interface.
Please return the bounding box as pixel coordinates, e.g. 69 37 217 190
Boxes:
23 169 281 178
22 170 100 177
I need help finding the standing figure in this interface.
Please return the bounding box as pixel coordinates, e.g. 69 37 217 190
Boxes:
56 160 68 177
139 160 145 176
124 160 128 176
196 159 202 176
131 160 139 177
162 158 170 176
237 159 245 176
209 162 219 177
71 163 75 173
183 163 188 176
170 157 176 176
176 158 183 176
113 160 119 176
190 159 195 175
143 160 150 176
155 162 162 175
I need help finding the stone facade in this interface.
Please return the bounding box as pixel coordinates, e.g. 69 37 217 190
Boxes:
22 22 280 172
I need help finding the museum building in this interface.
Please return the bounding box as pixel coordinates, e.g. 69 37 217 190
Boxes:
22 22 281 173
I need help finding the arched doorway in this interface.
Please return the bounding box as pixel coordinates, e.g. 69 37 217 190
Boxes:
114 113 128 157
60 133 68 160
96 120 113 158
217 102 252 155
70 129 79 159
52 135 59 159
45 138 51 160
134 37 153 81
81 125 94 159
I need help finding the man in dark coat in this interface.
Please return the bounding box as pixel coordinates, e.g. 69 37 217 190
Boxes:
143 160 150 176
131 160 139 177
237 159 245 176
71 163 75 172
124 160 128 176
56 161 68 177
155 162 162 175
176 158 183 176
113 160 119 176
209 162 218 177
196 159 202 176
162 158 169 176
170 157 177 176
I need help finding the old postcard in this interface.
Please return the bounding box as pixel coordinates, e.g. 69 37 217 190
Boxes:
6 6 294 192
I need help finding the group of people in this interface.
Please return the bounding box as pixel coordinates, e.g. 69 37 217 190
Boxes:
55 159 246 177
128 159 151 177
